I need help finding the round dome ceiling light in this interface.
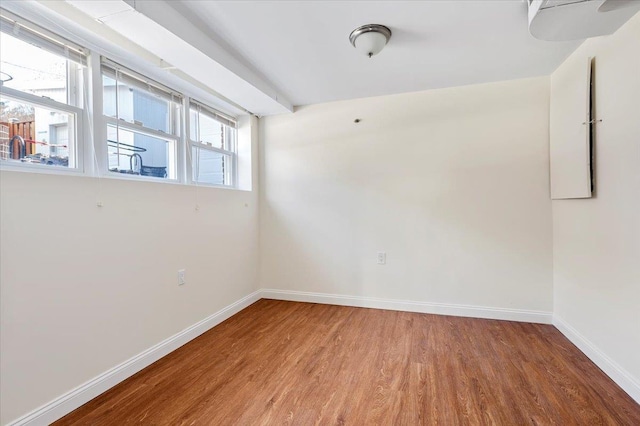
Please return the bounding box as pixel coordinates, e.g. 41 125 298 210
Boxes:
349 24 392 58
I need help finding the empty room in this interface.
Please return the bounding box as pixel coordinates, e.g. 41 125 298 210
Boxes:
1 0 639 424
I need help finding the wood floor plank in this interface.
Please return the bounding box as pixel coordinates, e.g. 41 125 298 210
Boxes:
54 300 640 425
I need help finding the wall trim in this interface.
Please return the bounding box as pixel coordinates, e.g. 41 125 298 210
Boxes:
260 288 553 324
7 290 262 426
553 315 640 404
25 291 640 426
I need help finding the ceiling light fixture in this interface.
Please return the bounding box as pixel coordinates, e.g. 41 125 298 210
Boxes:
349 24 392 58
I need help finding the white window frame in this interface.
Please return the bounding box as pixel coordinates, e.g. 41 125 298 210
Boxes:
0 9 87 173
1 9 245 188
188 100 238 188
101 59 183 181
0 10 88 66
0 86 84 173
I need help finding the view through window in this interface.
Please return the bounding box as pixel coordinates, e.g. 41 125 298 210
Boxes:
0 27 82 168
189 104 236 186
102 67 179 179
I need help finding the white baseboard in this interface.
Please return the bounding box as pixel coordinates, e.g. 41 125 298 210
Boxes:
260 289 553 324
553 315 640 404
24 290 639 426
7 290 262 426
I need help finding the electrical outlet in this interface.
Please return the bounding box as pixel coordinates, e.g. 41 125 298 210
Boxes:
178 269 186 286
377 252 386 265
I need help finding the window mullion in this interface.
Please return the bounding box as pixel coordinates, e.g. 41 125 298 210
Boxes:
189 142 234 156
88 52 107 176
0 86 82 115
180 96 189 184
104 117 179 142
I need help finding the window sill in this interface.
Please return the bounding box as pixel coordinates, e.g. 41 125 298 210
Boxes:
0 162 84 177
0 164 251 192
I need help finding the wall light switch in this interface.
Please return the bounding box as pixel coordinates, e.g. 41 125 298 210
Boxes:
377 252 386 265
178 269 186 286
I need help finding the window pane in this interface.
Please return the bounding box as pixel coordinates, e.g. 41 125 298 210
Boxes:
102 74 117 118
107 124 175 179
0 32 70 104
102 74 171 133
191 146 231 185
190 109 234 150
0 96 75 167
189 107 198 142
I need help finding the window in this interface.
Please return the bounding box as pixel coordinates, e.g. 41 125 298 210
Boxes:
0 96 77 166
102 59 182 180
1 10 246 187
0 10 85 169
189 101 237 186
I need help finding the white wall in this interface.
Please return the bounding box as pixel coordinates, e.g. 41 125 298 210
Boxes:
0 118 260 424
259 77 553 313
551 12 640 395
5 14 638 423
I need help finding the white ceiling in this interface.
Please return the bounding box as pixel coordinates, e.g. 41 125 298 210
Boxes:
175 0 583 107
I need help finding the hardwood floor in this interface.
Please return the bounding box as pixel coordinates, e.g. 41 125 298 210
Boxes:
55 300 640 425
